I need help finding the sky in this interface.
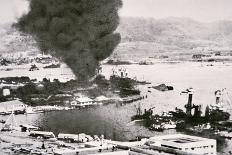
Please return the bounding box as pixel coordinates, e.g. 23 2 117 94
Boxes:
0 0 28 25
0 0 232 25
120 0 232 22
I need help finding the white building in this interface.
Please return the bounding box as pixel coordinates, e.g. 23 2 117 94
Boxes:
29 131 55 139
71 96 94 107
94 96 109 104
149 134 216 155
3 88 10 96
58 133 93 142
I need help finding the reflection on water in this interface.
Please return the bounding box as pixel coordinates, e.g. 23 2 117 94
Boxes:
3 101 177 141
33 103 177 141
38 104 149 141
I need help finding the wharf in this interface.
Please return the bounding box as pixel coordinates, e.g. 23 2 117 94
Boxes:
121 95 145 104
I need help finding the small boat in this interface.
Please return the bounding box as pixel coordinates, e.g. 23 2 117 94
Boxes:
43 63 60 69
0 111 11 115
136 80 152 85
25 106 37 114
0 120 5 123
149 124 164 132
138 61 153 65
161 122 177 129
207 64 214 66
0 106 12 115
29 64 39 71
5 68 13 71
14 109 26 115
20 124 39 132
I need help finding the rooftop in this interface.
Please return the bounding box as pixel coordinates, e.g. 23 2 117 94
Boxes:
149 134 216 146
163 137 201 144
95 96 109 101
76 97 93 102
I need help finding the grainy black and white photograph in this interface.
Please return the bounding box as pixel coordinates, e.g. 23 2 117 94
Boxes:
0 0 232 154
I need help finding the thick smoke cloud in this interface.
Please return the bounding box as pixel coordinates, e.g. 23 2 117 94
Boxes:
17 0 122 81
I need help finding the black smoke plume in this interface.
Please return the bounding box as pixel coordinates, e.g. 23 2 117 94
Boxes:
17 0 122 81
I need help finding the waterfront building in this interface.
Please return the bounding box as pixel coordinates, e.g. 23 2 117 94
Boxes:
71 96 94 107
192 54 205 59
3 88 10 96
94 96 109 104
29 131 56 139
149 134 216 155
58 133 92 142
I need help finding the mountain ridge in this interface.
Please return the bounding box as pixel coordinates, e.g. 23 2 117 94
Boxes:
1 17 232 61
110 17 232 61
117 17 232 44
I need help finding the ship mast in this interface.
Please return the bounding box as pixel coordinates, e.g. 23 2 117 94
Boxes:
2 106 18 131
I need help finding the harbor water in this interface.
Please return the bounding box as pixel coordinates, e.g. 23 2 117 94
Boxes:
1 61 232 153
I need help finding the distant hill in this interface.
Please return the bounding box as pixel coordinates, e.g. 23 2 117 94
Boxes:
0 24 39 56
112 17 232 61
1 17 232 61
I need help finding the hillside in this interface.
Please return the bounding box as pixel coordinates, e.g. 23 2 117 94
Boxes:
0 24 39 57
1 17 232 61
112 17 232 61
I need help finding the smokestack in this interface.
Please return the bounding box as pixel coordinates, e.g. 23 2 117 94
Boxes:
188 92 193 106
215 90 221 104
185 88 193 116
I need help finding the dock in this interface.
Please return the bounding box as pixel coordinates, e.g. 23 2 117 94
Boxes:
121 95 144 103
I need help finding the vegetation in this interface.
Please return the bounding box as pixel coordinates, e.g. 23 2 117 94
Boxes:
0 76 31 84
0 73 140 106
